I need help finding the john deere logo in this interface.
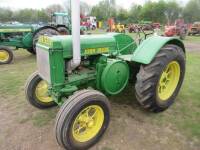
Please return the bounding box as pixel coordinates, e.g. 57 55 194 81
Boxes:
39 36 52 47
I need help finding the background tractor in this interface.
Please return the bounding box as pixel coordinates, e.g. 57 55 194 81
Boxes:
107 18 126 33
50 12 71 35
0 24 59 64
164 19 188 40
188 22 200 36
0 12 86 65
25 0 186 150
51 12 86 35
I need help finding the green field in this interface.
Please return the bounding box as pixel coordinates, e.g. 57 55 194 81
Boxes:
0 33 199 149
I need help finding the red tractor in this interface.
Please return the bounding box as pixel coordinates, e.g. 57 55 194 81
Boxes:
164 19 188 40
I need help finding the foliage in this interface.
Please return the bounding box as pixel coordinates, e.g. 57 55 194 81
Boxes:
183 0 200 23
90 0 200 24
0 0 200 24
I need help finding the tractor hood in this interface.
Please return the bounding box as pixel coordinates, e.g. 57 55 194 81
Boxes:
0 24 41 33
37 33 136 58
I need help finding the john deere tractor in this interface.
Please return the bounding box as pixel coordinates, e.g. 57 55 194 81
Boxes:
25 1 186 150
51 12 87 35
51 12 71 35
0 12 85 65
0 24 59 65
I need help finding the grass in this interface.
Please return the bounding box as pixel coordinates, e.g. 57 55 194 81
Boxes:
184 35 200 44
0 32 199 142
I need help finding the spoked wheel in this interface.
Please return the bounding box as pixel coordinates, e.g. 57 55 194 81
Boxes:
0 46 13 65
55 90 110 150
25 72 56 109
135 44 185 112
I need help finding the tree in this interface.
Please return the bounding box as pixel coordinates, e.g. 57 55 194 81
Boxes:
128 4 142 23
117 8 128 24
90 0 117 21
164 1 181 24
45 4 64 18
183 0 200 23
0 8 13 22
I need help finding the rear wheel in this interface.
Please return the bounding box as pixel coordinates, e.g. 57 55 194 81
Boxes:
33 27 60 53
25 72 56 109
57 26 70 35
135 44 185 112
55 90 110 150
0 46 13 65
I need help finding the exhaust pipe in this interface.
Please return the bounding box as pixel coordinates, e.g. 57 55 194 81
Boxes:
68 0 81 73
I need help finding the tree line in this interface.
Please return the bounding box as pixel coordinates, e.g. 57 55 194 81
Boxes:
0 0 199 24
91 0 200 24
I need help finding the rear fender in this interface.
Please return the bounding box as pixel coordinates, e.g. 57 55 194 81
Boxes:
131 36 185 64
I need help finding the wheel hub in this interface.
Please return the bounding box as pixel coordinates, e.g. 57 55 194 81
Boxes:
35 80 52 103
72 105 104 142
0 50 9 62
157 61 181 101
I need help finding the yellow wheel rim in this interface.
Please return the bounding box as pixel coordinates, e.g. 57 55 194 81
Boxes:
35 80 52 103
157 61 180 101
0 50 9 62
72 105 104 143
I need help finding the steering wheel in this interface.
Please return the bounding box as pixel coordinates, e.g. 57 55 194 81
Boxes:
135 25 154 44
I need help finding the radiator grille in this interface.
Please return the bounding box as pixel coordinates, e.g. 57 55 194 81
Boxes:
36 46 51 83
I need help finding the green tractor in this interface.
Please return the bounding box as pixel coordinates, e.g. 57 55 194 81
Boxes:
51 12 86 35
0 12 85 65
51 12 71 35
25 1 186 150
0 24 60 64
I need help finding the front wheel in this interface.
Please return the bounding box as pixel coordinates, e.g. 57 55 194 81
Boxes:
55 90 110 150
0 46 14 65
25 72 57 109
135 44 185 112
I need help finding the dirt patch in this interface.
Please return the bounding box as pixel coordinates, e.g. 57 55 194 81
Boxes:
0 93 199 150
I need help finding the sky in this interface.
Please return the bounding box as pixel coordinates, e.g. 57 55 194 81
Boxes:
0 0 189 9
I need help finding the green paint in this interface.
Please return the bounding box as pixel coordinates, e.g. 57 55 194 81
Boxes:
132 36 185 64
101 59 129 95
0 24 39 50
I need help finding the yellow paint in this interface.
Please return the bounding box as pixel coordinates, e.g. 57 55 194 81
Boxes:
85 47 109 55
38 36 52 47
157 61 180 101
35 80 53 103
0 28 32 33
72 105 104 142
0 50 9 62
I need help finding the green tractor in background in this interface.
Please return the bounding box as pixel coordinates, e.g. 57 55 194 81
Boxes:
0 24 60 64
0 12 85 65
25 1 186 150
51 12 86 35
51 12 71 35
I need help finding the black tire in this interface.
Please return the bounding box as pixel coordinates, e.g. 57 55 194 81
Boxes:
135 44 185 112
55 90 110 150
57 26 70 35
33 28 60 53
25 71 57 109
0 46 14 65
80 30 85 35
